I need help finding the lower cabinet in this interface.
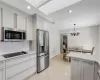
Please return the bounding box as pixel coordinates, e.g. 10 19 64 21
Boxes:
71 59 81 80
0 61 5 80
82 61 94 80
6 54 36 80
71 58 97 80
7 66 36 80
0 68 5 80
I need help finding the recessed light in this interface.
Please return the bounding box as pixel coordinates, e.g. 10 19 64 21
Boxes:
68 10 72 13
27 6 31 10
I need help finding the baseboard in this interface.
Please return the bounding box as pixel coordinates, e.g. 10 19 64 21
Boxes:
50 53 60 59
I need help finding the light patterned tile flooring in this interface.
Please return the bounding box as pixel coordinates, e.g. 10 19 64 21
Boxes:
26 54 71 80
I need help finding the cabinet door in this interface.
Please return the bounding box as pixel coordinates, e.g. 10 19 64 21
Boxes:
0 8 2 40
2 8 14 28
0 68 5 80
26 16 33 40
17 14 26 30
43 20 50 31
82 61 94 80
71 58 81 80
37 17 44 29
0 8 1 28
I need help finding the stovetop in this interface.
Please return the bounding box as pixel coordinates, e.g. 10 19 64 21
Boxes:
3 51 27 58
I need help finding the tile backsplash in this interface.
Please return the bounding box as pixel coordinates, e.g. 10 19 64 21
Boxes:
0 41 29 55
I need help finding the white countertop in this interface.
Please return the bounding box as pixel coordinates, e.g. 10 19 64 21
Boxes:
26 51 36 54
0 50 36 62
67 52 99 63
0 56 5 61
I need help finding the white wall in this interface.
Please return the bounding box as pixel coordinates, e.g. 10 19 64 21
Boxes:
60 26 99 55
49 24 60 58
0 41 29 55
43 20 60 58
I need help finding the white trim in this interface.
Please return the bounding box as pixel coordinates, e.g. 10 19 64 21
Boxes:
50 53 60 59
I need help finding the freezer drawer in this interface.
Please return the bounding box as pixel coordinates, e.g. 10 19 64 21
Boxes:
37 55 49 73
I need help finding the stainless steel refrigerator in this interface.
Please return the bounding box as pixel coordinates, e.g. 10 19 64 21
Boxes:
37 29 49 73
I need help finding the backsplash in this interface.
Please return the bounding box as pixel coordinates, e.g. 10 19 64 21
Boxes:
0 41 29 55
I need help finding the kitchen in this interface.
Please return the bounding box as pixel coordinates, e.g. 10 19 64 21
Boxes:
0 0 60 80
0 0 100 80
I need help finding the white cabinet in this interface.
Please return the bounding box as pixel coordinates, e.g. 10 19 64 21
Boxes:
17 14 26 30
26 16 33 40
0 61 5 80
37 16 44 29
71 58 96 80
6 54 36 80
94 63 100 80
0 8 2 40
36 15 50 31
0 68 5 80
0 8 1 28
71 59 81 80
82 61 94 80
2 8 14 28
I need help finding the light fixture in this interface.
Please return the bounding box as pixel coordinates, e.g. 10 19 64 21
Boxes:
68 10 72 13
70 24 80 36
27 6 31 10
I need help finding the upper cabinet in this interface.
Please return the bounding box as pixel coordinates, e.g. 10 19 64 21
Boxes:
0 8 1 28
0 4 34 41
26 16 33 40
17 14 26 30
2 8 14 28
36 15 51 31
37 16 44 29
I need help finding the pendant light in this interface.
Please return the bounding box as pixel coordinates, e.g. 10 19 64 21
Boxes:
70 24 80 36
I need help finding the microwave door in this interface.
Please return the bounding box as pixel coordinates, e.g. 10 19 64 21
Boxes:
5 30 13 41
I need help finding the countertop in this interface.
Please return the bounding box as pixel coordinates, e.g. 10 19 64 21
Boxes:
0 56 5 61
67 52 99 64
0 50 36 62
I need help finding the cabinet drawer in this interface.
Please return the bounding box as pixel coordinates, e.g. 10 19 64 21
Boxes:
7 66 36 80
30 58 36 67
6 55 32 67
0 68 5 80
29 66 36 76
6 58 36 79
0 61 5 69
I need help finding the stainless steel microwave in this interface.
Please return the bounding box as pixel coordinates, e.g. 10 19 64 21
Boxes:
1 27 26 42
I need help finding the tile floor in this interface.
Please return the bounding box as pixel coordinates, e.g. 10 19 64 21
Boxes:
26 54 71 80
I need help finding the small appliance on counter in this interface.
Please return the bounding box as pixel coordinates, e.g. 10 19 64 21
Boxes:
37 29 49 73
1 27 26 42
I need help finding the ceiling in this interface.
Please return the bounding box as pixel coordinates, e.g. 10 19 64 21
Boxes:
0 0 82 15
0 0 53 22
0 0 100 30
50 0 100 30
25 0 51 8
39 0 82 15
